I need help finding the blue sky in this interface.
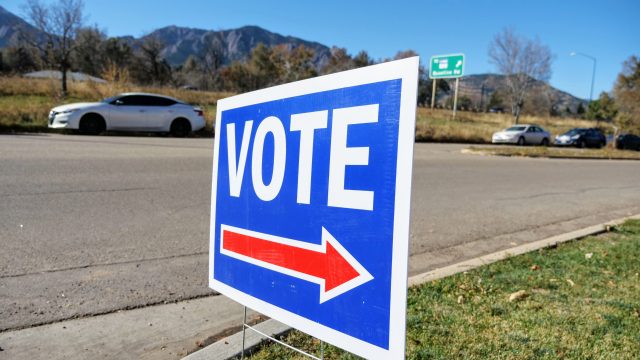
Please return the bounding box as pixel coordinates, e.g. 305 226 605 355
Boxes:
4 0 639 99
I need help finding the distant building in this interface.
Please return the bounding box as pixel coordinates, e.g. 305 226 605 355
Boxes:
23 70 107 84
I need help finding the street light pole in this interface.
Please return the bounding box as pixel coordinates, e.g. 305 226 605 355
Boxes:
570 51 597 103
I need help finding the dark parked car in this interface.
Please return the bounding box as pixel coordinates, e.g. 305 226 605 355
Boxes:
616 133 640 151
554 128 606 148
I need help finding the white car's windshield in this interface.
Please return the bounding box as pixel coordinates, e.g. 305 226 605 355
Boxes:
101 96 119 104
505 126 527 132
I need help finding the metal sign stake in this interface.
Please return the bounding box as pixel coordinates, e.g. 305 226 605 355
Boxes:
240 306 325 360
431 79 437 109
429 53 465 120
452 77 460 120
241 306 247 360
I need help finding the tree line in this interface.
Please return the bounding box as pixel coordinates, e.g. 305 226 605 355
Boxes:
486 28 638 132
0 1 445 99
0 1 637 132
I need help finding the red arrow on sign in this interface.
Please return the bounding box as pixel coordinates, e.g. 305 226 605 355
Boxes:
220 225 374 303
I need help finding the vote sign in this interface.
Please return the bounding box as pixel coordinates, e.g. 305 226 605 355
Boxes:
209 57 418 359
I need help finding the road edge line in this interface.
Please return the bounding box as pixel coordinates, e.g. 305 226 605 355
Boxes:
184 213 640 360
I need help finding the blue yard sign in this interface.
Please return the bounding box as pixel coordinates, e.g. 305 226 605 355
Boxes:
209 57 418 359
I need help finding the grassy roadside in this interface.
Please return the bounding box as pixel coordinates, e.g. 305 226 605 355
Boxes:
0 76 229 133
414 107 611 144
2 76 610 143
467 145 640 160
245 220 640 359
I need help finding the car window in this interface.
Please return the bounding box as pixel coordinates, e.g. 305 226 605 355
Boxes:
161 97 178 106
143 96 177 106
506 126 526 131
114 95 146 106
527 127 535 132
565 129 585 136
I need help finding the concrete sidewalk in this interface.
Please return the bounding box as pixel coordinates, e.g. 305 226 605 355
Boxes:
185 213 640 360
0 295 259 360
2 214 638 360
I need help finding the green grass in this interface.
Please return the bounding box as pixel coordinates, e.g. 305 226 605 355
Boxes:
245 220 640 359
468 145 640 160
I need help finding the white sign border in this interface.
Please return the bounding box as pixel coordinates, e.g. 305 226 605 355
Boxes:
209 57 419 360
429 52 465 79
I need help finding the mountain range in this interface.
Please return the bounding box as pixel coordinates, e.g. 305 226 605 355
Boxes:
451 74 586 112
0 5 331 68
0 5 39 48
0 5 585 110
138 25 331 68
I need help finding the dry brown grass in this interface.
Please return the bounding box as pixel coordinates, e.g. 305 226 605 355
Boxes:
1 76 611 142
0 76 232 130
416 107 612 143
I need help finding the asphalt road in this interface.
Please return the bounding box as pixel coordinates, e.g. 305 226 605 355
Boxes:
2 134 640 332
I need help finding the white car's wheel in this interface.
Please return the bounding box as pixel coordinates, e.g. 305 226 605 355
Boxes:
170 118 191 137
79 113 106 135
517 136 525 146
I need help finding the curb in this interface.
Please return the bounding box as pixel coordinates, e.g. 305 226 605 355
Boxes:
462 147 640 161
184 213 640 360
409 213 640 286
182 319 291 360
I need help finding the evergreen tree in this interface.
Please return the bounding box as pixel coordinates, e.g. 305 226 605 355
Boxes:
586 92 617 122
73 27 106 76
613 55 640 132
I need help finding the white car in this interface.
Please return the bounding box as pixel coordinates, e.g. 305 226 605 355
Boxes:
48 93 206 136
491 124 550 146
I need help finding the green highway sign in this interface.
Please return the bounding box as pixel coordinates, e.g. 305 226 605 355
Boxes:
429 54 465 79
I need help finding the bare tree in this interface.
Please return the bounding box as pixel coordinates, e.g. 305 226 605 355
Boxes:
489 28 553 123
320 47 354 75
198 34 224 90
23 0 85 96
133 36 171 85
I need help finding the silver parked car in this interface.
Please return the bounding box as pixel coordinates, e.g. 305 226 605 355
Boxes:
48 93 206 137
491 124 551 146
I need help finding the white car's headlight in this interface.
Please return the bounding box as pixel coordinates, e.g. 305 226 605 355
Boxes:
58 109 77 115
